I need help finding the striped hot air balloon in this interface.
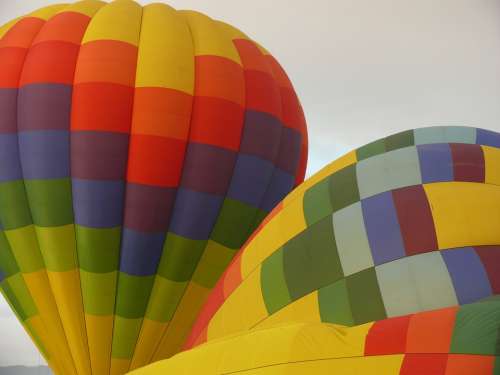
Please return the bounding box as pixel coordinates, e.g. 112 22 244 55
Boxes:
0 1 307 374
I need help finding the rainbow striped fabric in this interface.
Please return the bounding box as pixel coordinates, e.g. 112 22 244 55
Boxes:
0 1 307 374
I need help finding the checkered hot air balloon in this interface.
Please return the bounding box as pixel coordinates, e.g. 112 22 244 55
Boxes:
182 126 500 375
0 1 307 374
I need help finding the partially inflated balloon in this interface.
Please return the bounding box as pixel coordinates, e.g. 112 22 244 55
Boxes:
131 297 500 374
0 1 307 374
187 126 500 348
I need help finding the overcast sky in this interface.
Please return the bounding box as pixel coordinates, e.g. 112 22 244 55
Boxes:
1 0 500 367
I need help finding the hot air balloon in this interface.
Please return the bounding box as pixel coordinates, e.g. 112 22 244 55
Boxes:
186 126 500 355
130 297 500 374
0 1 307 374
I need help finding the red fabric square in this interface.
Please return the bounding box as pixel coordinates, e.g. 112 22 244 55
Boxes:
0 47 27 87
33 11 90 44
0 17 44 49
189 96 244 151
244 70 281 118
392 185 438 255
195 55 244 107
364 315 411 355
475 246 500 294
20 41 80 85
71 82 134 133
127 135 187 187
265 55 291 89
400 353 448 375
281 86 305 131
233 39 270 73
450 143 485 182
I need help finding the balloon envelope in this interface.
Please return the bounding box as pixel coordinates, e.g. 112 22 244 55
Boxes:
187 126 500 348
0 1 307 374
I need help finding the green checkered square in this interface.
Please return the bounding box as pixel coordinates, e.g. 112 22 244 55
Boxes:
0 181 32 229
450 297 500 355
384 130 414 152
356 139 385 161
0 231 19 277
145 276 187 322
318 279 355 326
211 198 263 249
111 316 142 359
76 225 120 273
303 177 332 225
80 270 117 315
346 268 386 324
24 179 73 226
261 248 291 314
157 233 206 282
115 272 154 319
329 165 360 212
283 216 343 301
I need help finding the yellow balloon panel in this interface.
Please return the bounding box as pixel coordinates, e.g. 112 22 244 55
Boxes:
132 298 500 375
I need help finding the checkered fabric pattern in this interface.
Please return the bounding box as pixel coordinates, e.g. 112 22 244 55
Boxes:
0 2 307 374
187 126 500 351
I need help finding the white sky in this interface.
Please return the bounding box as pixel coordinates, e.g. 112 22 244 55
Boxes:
1 0 500 367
